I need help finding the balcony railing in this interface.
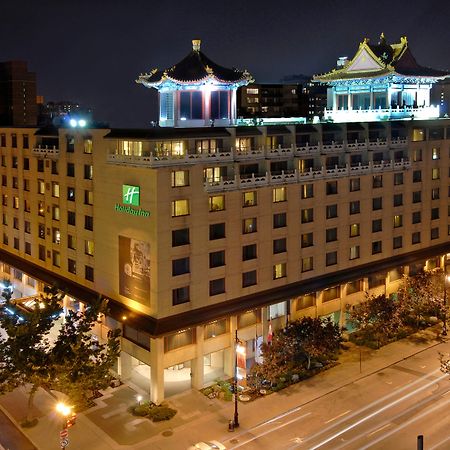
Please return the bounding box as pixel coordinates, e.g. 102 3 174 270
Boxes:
204 159 411 192
32 145 60 159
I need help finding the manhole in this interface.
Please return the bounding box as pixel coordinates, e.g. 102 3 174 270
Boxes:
162 430 173 437
230 439 239 444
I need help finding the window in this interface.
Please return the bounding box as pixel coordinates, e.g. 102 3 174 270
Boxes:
51 161 58 175
68 235 76 250
393 215 403 228
393 236 403 249
347 279 362 295
13 217 19 230
302 256 313 272
172 199 189 217
39 245 46 261
67 187 75 201
242 244 257 261
84 190 93 205
300 184 313 199
11 134 17 148
326 204 337 219
273 187 287 202
37 179 45 194
172 228 189 246
326 181 338 195
413 170 422 182
84 164 93 180
432 168 440 180
431 228 439 240
350 223 360 237
196 139 220 153
171 170 189 187
24 221 31 234
373 175 383 188
1 175 6 187
84 138 92 154
172 286 190 305
372 241 382 254
393 194 403 207
85 215 94 231
68 259 76 274
350 246 360 260
210 223 225 240
431 188 440 200
21 134 28 149
301 233 313 248
242 270 257 287
25 242 31 255
273 212 286 228
37 160 44 172
349 178 360 192
23 179 29 191
38 223 45 239
243 191 257 207
432 147 440 160
12 156 18 168
431 208 440 220
52 228 61 244
412 148 423 161
52 182 60 198
180 91 203 120
12 197 19 209
412 232 421 244
210 278 225 296
52 250 60 267
209 250 225 268
326 251 337 266
68 211 76 226
172 257 190 276
209 195 225 212
394 173 403 185
412 191 421 203
67 163 75 177
349 201 360 215
85 266 94 282
85 240 94 256
273 263 286 279
372 219 382 233
0 134 5 147
326 228 337 242
273 238 287 254
412 211 421 224
66 135 75 152
164 328 195 351
323 286 341 302
243 218 257 234
52 206 60 220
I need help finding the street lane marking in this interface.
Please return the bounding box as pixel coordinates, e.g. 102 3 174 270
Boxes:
324 410 351 424
429 434 450 450
367 423 391 437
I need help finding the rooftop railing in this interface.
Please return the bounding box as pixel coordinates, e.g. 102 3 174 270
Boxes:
32 145 60 159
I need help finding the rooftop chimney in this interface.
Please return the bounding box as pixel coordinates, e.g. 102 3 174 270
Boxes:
192 39 201 52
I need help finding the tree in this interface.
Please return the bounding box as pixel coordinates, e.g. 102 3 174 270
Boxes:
0 283 120 421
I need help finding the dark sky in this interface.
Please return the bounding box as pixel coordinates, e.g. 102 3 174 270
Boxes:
1 0 449 127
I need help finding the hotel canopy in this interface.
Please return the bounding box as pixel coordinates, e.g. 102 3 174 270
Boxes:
314 33 449 122
137 39 253 128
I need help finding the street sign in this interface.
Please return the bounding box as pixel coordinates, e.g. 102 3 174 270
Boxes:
60 429 68 439
60 437 69 447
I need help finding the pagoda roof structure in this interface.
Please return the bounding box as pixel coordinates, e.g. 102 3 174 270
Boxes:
314 34 450 83
136 39 253 89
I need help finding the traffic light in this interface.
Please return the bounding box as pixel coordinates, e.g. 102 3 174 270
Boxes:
66 413 77 428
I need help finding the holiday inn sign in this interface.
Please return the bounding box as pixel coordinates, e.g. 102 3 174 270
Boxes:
115 184 150 217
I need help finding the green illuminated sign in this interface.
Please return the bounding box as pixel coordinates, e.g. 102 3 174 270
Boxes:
122 185 140 206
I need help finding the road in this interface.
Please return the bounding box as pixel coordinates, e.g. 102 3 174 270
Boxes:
221 342 450 450
0 408 36 450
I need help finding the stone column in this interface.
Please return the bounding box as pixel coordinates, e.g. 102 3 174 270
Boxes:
191 325 205 390
150 337 165 405
118 351 133 380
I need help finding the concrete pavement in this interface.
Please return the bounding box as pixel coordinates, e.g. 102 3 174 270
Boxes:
0 325 448 450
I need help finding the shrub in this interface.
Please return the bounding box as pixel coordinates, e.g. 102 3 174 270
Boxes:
148 406 177 422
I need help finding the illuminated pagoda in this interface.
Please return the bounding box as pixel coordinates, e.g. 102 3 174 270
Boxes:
137 39 253 127
314 33 449 122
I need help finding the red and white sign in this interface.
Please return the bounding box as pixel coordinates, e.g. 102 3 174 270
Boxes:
60 429 69 439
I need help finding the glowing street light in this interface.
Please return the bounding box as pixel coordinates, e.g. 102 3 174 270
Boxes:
136 395 143 405
56 402 74 449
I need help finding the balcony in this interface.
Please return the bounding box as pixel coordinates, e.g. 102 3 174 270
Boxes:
204 159 411 192
32 145 60 159
323 105 440 123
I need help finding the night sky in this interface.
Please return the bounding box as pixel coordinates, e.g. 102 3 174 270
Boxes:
2 0 449 127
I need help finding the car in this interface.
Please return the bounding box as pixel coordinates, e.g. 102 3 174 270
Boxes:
187 441 226 450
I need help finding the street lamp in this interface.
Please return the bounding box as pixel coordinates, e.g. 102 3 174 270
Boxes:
56 402 74 449
443 275 449 336
232 330 246 429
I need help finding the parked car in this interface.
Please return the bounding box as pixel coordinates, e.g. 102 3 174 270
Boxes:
187 441 226 450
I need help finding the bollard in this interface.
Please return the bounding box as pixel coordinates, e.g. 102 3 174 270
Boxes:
228 420 235 432
417 435 424 450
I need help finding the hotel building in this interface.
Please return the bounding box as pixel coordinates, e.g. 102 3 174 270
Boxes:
0 36 449 403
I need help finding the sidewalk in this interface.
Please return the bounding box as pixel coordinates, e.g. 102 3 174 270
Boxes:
0 325 448 450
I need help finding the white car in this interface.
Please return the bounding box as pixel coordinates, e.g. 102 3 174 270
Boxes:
187 441 226 450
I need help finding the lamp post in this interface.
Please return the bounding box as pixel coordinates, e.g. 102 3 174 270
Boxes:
443 275 449 337
56 402 72 449
233 329 240 428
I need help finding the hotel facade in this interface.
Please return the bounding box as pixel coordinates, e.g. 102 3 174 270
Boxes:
0 36 449 403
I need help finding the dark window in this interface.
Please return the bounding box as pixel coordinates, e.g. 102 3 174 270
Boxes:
412 232 421 244
431 188 440 200
368 273 385 288
349 201 360 215
349 178 360 192
209 278 225 296
172 257 190 276
84 215 93 231
84 164 93 180
11 134 17 148
39 245 46 261
412 211 421 224
12 156 18 168
393 236 403 249
172 228 189 246
68 259 76 274
23 134 29 149
0 134 5 147
51 161 58 175
273 238 287 254
242 270 257 287
413 170 422 182
209 250 225 268
273 212 287 228
123 325 151 350
372 175 383 188
326 181 338 195
172 286 190 305
23 157 29 170
67 163 75 177
301 232 314 247
326 204 337 219
326 251 337 266
431 228 439 240
412 191 421 203
242 244 257 261
431 208 440 220
393 194 403 207
180 91 203 120
372 241 382 254
211 91 229 120
209 223 225 240
66 136 75 152
25 242 31 255
300 184 314 199
37 159 44 172
372 219 382 232
394 173 403 185
68 211 76 226
326 228 337 242
85 265 94 281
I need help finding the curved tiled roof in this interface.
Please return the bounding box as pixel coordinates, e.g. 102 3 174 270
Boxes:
137 40 253 88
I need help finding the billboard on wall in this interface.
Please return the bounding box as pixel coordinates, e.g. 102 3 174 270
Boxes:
118 236 150 303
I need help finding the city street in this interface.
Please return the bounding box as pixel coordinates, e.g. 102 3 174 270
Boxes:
220 342 450 450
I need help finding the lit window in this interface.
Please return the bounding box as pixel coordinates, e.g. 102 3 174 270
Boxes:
273 263 286 279
52 182 60 198
302 257 313 272
432 147 440 160
300 184 313 199
273 187 287 203
432 168 440 180
350 223 360 237
243 218 257 234
85 240 94 256
172 200 189 217
171 170 189 187
350 245 360 260
209 195 225 212
393 215 403 228
243 191 257 207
